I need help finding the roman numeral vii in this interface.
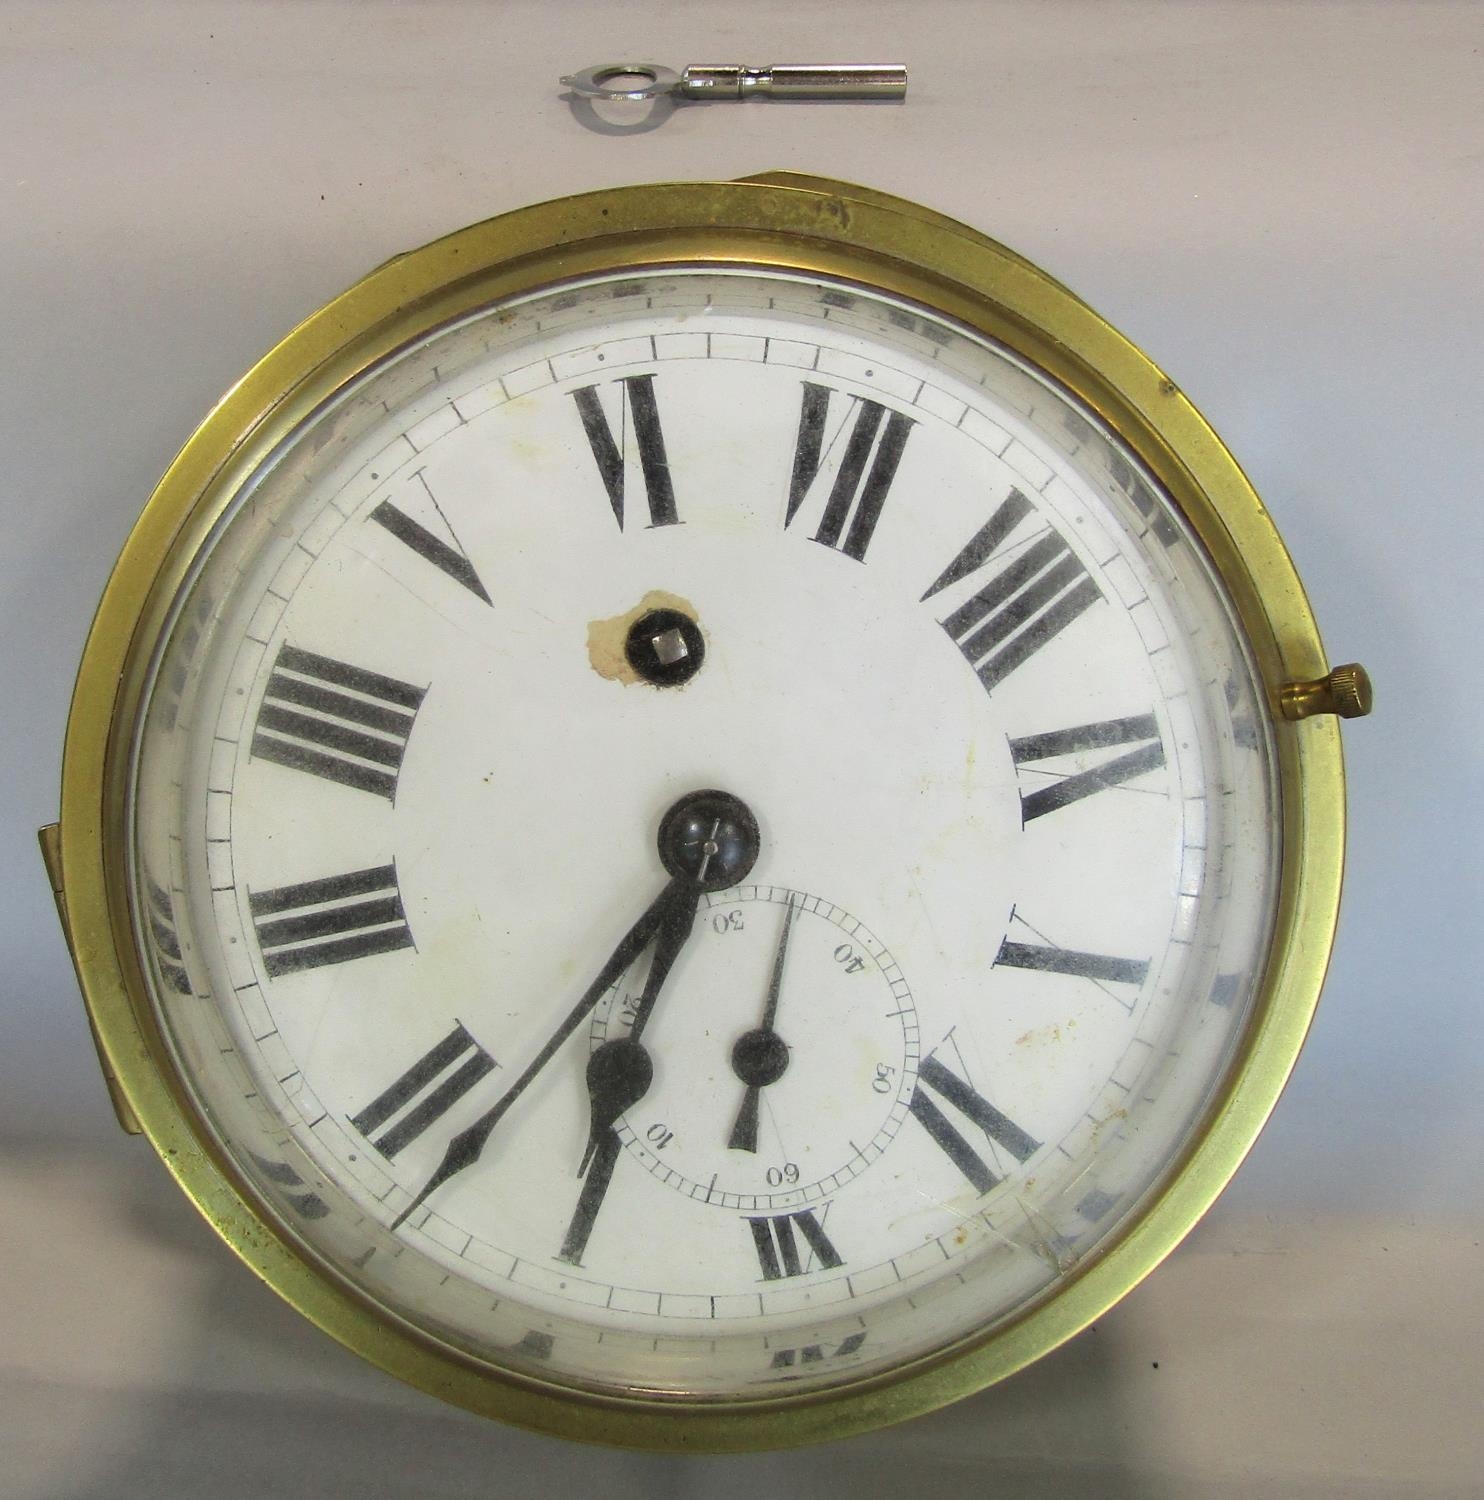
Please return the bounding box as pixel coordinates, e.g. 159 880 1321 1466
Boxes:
786 382 914 561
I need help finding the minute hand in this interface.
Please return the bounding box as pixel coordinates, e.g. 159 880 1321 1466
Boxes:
391 877 680 1230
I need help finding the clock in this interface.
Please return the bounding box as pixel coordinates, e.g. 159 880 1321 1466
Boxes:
39 172 1370 1449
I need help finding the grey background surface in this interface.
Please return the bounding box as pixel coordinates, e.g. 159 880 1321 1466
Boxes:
3 2 1479 1495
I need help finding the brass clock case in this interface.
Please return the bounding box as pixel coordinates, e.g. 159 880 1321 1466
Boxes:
50 173 1352 1449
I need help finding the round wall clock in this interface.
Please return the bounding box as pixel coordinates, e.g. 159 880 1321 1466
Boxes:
40 172 1370 1449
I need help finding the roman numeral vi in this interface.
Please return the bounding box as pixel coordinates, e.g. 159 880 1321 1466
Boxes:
571 375 678 529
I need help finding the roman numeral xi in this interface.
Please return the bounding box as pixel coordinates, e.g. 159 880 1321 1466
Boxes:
251 644 426 802
909 1055 1040 1195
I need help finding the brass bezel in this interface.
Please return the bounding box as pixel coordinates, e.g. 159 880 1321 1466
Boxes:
55 173 1345 1450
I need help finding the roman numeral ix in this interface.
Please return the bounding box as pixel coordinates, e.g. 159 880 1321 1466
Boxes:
350 1023 497 1159
251 644 426 802
786 381 914 562
1010 713 1165 823
249 865 414 978
748 1209 845 1280
571 375 678 529
922 489 1101 694
909 1054 1040 1195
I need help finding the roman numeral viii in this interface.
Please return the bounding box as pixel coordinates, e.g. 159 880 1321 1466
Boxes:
571 375 678 529
922 489 1101 693
350 1023 496 1159
748 1209 845 1280
786 382 914 561
909 1055 1040 1194
250 865 414 977
251 644 426 802
1010 714 1165 823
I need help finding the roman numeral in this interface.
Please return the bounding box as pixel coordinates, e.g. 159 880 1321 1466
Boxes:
249 865 414 977
250 645 426 802
370 496 490 603
996 939 1150 988
748 1209 844 1280
144 876 191 995
571 375 678 529
1010 714 1165 822
923 491 1101 693
786 382 914 561
350 1023 497 1159
770 1331 866 1371
908 1054 1040 1195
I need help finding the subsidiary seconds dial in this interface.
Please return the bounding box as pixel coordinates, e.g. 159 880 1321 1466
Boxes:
591 887 920 1211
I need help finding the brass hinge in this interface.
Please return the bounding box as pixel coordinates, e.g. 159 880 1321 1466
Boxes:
37 823 143 1136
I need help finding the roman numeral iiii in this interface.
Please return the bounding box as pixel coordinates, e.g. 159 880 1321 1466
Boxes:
251 644 426 801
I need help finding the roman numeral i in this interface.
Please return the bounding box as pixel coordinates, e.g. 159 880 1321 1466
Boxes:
251 644 426 802
786 382 914 562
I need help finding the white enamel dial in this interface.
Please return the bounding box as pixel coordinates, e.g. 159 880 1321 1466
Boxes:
130 267 1278 1400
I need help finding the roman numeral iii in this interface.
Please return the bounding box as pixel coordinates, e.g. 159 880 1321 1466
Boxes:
908 1055 1040 1194
922 490 1101 693
1010 713 1165 822
748 1209 845 1280
350 1023 497 1159
251 644 426 801
786 382 914 561
571 375 678 529
250 865 414 977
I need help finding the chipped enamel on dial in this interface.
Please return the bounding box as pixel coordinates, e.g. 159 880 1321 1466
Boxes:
131 268 1277 1399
